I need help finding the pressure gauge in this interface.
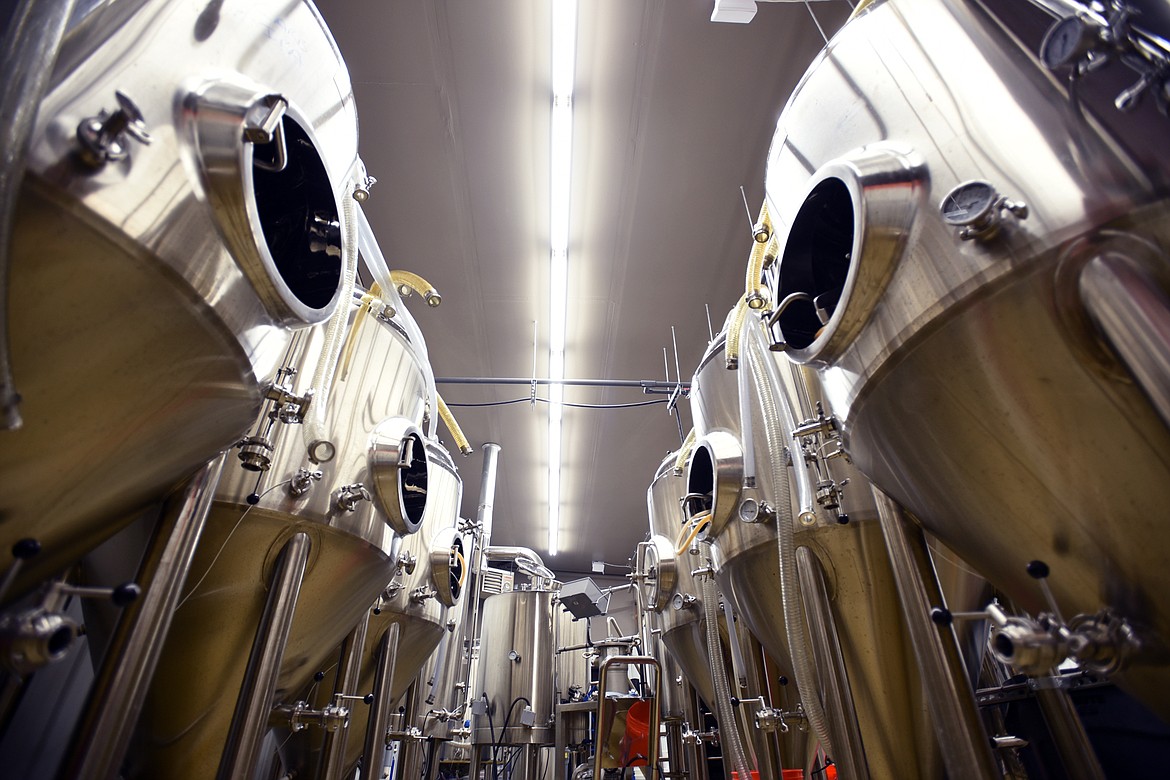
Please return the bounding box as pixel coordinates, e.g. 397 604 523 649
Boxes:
940 180 999 226
939 180 1028 242
1040 15 1094 70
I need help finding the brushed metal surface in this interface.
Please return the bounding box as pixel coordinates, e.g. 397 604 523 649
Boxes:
472 589 556 746
689 324 943 778
764 0 1170 716
0 0 361 597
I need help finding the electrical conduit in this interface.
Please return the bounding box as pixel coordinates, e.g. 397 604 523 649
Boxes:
744 315 834 758
701 573 754 780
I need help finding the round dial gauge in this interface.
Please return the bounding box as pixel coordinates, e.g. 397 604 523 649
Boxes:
940 180 998 226
1040 16 1092 70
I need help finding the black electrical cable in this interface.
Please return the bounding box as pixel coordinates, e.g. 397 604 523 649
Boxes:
622 753 648 780
492 695 532 780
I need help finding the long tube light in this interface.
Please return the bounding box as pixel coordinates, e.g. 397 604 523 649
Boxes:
548 0 577 557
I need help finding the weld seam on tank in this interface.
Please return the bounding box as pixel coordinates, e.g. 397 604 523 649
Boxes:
744 316 835 759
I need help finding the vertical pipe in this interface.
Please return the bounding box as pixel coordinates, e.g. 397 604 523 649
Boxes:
61 454 225 780
1034 687 1106 780
217 532 312 780
320 611 371 780
0 0 79 429
872 489 999 779
364 623 402 779
794 546 869 780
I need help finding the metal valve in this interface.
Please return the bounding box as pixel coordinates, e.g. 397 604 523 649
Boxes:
335 483 371 512
76 90 152 169
289 467 323 498
272 700 350 733
410 586 435 604
397 551 417 576
0 574 139 675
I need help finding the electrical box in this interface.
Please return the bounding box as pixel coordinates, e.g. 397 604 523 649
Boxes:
560 577 605 619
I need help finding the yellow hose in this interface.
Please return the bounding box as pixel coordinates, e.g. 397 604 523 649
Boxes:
675 512 712 556
674 428 696 476
725 297 750 370
454 550 468 588
390 270 442 307
437 393 473 455
745 201 773 310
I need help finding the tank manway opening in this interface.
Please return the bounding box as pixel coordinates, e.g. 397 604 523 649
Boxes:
776 177 855 351
685 444 715 522
401 432 429 528
252 116 342 310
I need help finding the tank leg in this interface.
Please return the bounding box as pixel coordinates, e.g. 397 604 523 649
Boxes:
61 453 226 779
872 488 999 780
364 622 402 779
217 531 312 780
321 612 371 779
794 546 870 779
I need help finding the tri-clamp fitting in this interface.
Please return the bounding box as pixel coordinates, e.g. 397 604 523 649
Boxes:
272 700 351 733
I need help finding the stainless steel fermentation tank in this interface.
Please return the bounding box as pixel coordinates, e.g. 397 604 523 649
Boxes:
643 451 805 780
762 0 1170 718
0 0 359 596
685 325 944 779
132 286 458 778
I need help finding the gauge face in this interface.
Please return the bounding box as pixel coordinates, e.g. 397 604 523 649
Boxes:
1041 16 1091 70
940 180 998 226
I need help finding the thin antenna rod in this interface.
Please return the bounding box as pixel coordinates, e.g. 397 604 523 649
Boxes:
663 347 671 384
705 304 714 343
671 326 682 388
739 185 755 235
804 1 829 45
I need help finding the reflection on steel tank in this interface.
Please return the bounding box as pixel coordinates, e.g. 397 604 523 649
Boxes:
132 281 455 779
763 0 1170 718
0 0 360 600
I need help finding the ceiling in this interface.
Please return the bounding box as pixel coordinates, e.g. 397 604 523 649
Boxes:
312 0 853 577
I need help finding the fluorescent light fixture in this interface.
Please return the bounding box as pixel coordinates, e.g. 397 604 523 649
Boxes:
548 0 576 556
711 0 757 23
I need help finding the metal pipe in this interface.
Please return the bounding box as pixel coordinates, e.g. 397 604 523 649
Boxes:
794 546 870 780
1080 251 1170 431
217 532 312 780
0 0 79 429
363 623 401 779
436 376 688 391
1034 685 1107 780
477 443 502 541
61 453 225 780
872 489 999 779
320 611 371 780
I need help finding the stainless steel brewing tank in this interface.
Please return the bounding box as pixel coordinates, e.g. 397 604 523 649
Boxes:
643 453 717 710
764 0 1170 713
0 0 358 597
472 589 556 746
133 292 438 778
331 442 465 762
688 329 941 778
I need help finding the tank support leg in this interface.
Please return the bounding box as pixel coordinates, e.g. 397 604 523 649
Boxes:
320 611 371 779
217 530 312 780
363 622 401 779
872 488 999 780
61 453 226 780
